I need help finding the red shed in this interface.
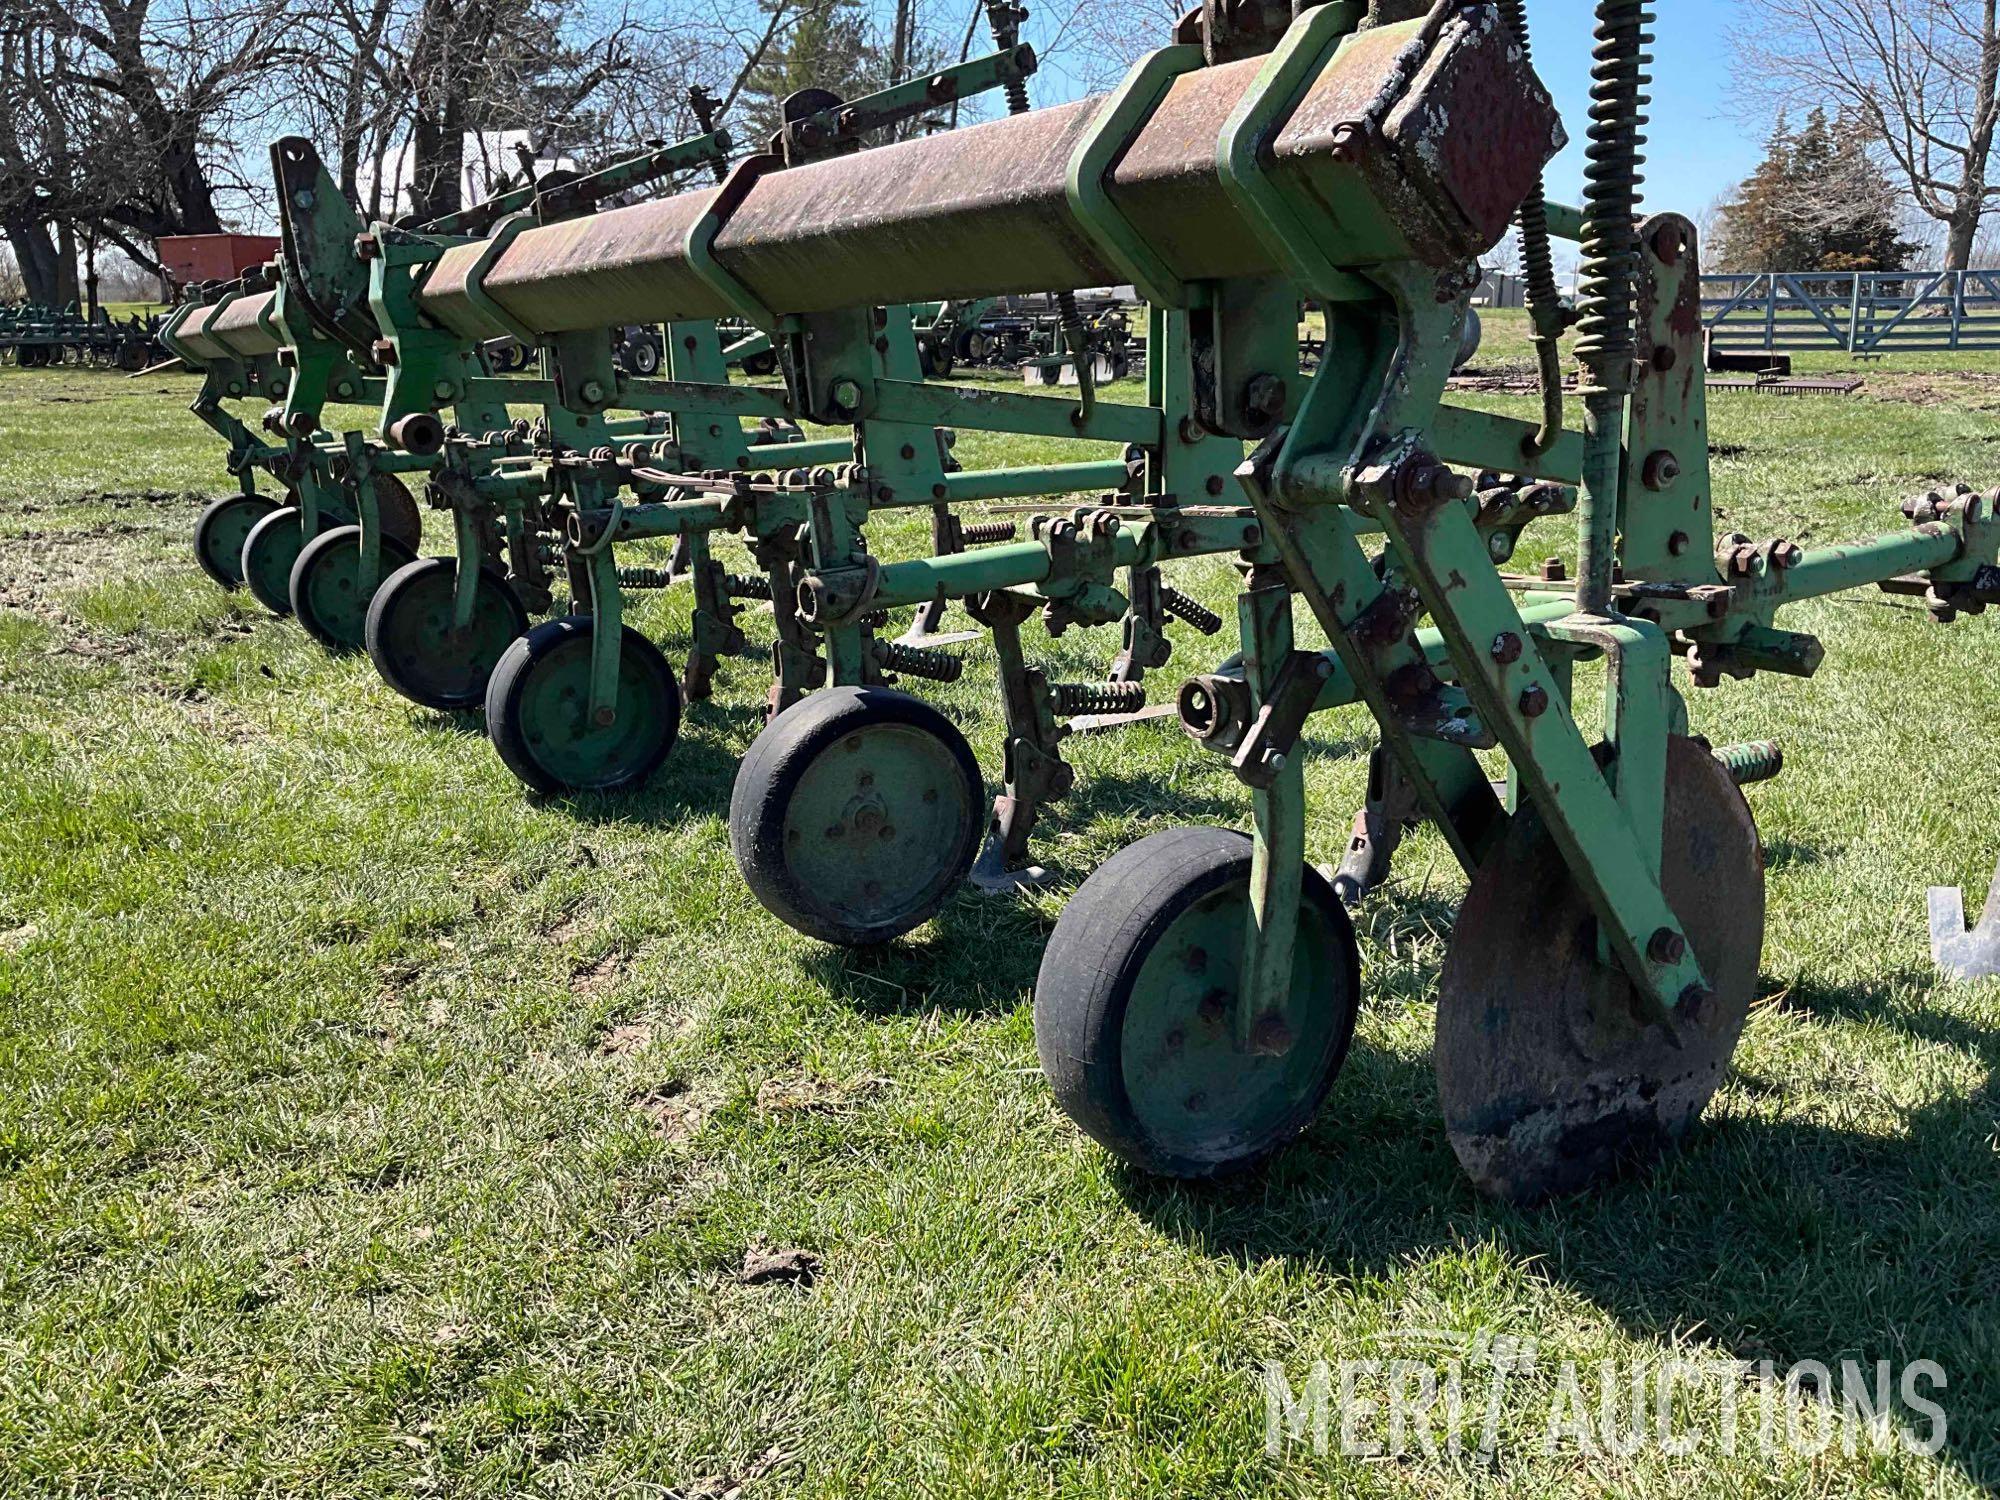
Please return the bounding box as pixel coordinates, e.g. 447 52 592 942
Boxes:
157 233 283 288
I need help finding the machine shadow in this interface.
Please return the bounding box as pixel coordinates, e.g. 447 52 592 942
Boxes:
1112 965 2000 1489
799 879 1058 1019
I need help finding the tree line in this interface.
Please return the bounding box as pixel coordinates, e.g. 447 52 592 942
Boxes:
0 0 1036 309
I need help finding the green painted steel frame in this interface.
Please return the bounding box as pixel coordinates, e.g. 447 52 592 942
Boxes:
1063 44 1207 309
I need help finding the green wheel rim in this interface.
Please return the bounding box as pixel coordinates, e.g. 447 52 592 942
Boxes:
241 508 306 615
195 496 275 589
778 721 980 932
1118 876 1347 1165
295 528 412 652
371 562 524 708
511 629 673 790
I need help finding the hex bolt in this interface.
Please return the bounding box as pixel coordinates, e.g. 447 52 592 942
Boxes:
1244 374 1287 422
370 338 397 367
830 377 863 414
1642 450 1681 490
1490 631 1523 664
432 379 454 400
580 379 606 404
1648 926 1687 964
1328 121 1366 162
1518 683 1550 718
1540 556 1567 582
1678 984 1713 1023
1206 475 1226 496
1251 1012 1295 1056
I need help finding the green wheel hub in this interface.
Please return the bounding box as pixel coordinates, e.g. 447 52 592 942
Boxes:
289 524 416 654
485 616 680 794
193 493 279 590
730 687 985 947
366 557 530 711
1035 826 1361 1177
240 506 309 616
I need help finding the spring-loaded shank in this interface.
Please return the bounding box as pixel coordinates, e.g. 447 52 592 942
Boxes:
1571 0 1653 614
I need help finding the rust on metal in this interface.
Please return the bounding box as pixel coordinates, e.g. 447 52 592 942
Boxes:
418 20 1561 340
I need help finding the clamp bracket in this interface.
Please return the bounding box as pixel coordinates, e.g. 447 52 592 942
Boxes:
461 214 543 350
1214 0 1376 303
1065 44 1207 309
685 154 794 334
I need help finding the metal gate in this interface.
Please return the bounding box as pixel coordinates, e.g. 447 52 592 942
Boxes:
1701 270 2000 354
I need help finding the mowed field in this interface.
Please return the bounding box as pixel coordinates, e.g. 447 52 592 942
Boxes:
2 310 1999 1495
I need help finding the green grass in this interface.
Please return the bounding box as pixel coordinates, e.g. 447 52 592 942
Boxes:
2 347 1999 1496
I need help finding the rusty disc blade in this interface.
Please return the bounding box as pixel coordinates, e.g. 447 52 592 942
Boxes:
1435 735 1766 1203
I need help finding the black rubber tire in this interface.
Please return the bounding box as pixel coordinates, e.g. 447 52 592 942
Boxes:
484 615 680 795
730 685 984 947
365 556 531 710
288 524 416 654
240 505 306 616
193 493 280 589
1033 826 1361 1178
625 337 661 376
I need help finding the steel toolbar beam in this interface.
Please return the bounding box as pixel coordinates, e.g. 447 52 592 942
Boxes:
416 12 1556 339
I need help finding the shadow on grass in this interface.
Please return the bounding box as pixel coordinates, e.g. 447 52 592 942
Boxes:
411 706 485 738
1109 964 2000 1489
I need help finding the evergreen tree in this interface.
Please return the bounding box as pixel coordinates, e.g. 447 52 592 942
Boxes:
739 0 881 140
1714 108 1916 272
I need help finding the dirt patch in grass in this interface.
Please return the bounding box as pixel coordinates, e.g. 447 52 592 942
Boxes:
1863 371 2000 409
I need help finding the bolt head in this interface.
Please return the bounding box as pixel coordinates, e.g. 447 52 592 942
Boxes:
1517 683 1550 718
1678 984 1713 1024
1490 631 1523 664
1648 926 1687 964
1243 374 1287 421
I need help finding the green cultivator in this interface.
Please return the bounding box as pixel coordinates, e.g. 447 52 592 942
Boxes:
160 0 2000 1202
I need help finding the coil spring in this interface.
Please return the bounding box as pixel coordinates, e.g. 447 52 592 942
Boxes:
1573 0 1653 394
1711 740 1783 787
1161 587 1223 636
725 572 772 599
1496 0 1565 450
1053 680 1146 716
861 609 890 631
877 640 964 683
959 519 1019 546
617 566 675 589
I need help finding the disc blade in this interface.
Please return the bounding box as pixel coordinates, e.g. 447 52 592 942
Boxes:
1436 735 1766 1203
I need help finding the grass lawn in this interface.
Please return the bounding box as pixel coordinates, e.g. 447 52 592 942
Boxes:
1 318 1998 1495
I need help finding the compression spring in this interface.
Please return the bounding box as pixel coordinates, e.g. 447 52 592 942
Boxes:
1573 0 1653 395
876 640 965 683
725 572 772 599
1052 680 1146 716
617 565 675 589
959 519 1019 546
1161 587 1223 636
1496 0 1565 453
1711 740 1784 787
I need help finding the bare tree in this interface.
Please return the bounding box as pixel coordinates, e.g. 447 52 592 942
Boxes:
1732 0 2000 269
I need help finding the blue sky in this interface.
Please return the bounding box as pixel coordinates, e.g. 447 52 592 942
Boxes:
1525 0 1761 218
